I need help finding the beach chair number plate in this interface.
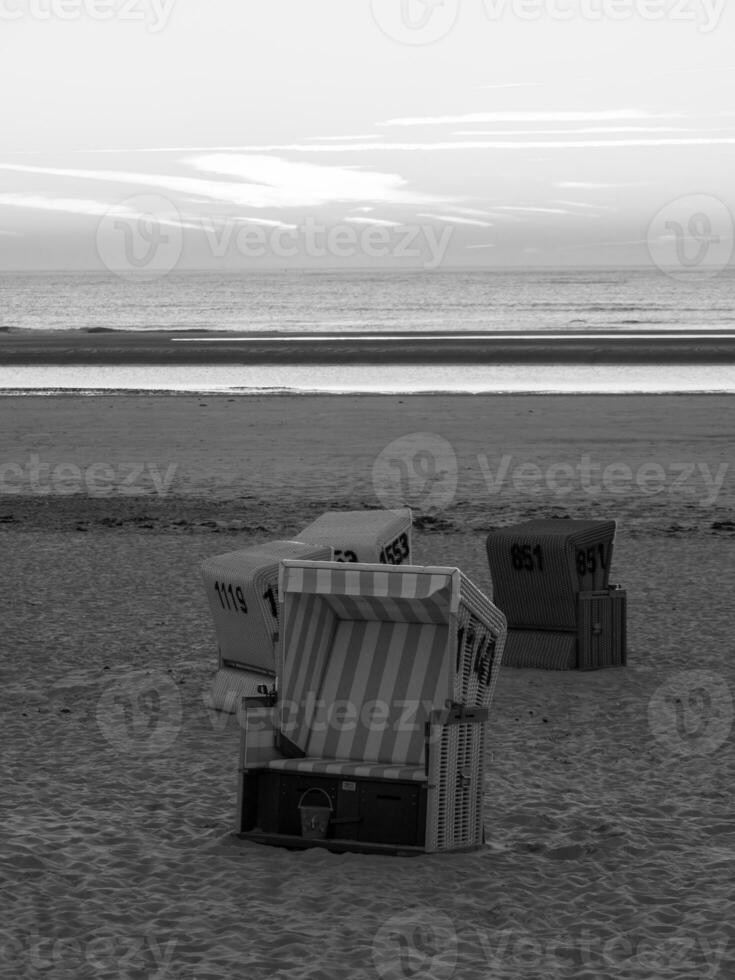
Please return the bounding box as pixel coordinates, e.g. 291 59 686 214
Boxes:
510 544 545 572
213 580 249 613
576 545 608 576
212 580 279 619
334 550 359 562
379 532 410 565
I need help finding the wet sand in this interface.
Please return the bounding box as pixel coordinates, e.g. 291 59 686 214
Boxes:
2 328 735 364
1 393 734 979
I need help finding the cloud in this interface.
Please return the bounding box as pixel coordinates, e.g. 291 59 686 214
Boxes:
304 134 381 141
344 216 402 227
0 155 439 209
452 127 693 136
418 213 494 227
227 215 299 229
98 136 735 154
0 192 204 230
486 205 574 216
192 154 434 205
550 199 618 212
381 109 676 126
554 181 644 189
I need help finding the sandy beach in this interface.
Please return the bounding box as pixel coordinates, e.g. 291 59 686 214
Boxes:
2 393 734 979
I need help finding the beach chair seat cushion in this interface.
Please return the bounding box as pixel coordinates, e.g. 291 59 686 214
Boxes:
263 758 427 782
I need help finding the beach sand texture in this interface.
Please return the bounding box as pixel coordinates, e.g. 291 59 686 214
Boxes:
1 394 734 979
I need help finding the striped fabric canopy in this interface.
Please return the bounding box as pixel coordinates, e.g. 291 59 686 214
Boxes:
277 562 461 763
280 562 460 613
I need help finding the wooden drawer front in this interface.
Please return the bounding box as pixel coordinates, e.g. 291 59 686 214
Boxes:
357 781 424 846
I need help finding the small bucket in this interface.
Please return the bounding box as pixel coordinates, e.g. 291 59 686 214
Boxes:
298 788 333 840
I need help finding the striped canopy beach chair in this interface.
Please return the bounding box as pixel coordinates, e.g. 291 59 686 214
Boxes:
486 519 626 670
237 560 507 854
296 508 412 565
201 540 331 712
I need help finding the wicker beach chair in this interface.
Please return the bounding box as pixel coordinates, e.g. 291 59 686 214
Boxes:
236 560 507 854
486 519 626 670
201 540 332 712
296 508 412 565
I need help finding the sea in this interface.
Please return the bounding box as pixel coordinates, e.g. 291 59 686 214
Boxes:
2 268 735 393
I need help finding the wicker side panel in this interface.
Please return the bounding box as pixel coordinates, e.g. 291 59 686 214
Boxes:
210 667 270 715
426 721 485 852
502 629 578 670
241 705 279 769
563 525 616 594
578 590 627 670
454 603 505 709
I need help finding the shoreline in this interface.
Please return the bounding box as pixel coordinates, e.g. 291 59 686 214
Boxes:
3 387 735 397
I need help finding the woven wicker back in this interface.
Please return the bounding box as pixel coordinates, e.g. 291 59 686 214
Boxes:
486 519 616 631
296 509 412 565
202 539 331 676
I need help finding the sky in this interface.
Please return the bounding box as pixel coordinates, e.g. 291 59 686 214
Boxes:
1 0 734 269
